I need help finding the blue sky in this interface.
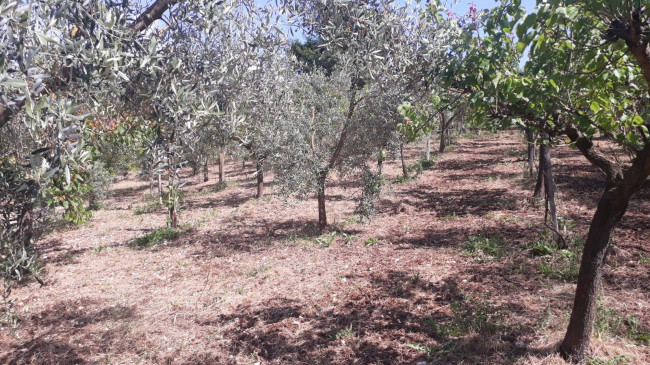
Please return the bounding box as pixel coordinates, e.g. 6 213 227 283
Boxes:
449 0 538 17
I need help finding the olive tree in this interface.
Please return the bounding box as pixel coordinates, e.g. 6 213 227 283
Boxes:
270 0 456 231
0 0 249 293
127 0 282 226
0 0 163 294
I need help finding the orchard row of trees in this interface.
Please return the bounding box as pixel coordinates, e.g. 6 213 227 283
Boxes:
1 0 649 361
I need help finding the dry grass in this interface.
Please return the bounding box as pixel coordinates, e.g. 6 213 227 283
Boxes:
1 130 648 364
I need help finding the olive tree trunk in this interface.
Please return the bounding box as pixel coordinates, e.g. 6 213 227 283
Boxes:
256 158 264 199
425 132 432 161
218 151 226 183
202 157 209 182
317 170 327 233
439 113 447 153
400 143 408 178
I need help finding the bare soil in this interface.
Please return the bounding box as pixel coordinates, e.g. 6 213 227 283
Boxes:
1 131 649 364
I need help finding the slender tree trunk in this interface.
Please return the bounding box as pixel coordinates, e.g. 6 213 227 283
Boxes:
256 158 264 199
191 160 199 176
425 132 432 161
400 143 408 178
218 151 225 183
560 187 631 361
526 128 536 177
157 173 163 203
317 171 327 233
533 142 548 198
167 139 178 229
242 159 246 170
533 135 560 244
439 113 447 153
203 158 209 182
542 142 561 246
169 205 178 228
17 203 34 248
377 150 385 175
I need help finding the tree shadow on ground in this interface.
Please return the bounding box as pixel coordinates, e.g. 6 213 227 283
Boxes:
0 299 138 365
190 270 539 364
436 158 497 172
444 171 522 182
164 218 363 257
110 182 151 199
384 187 520 217
183 191 253 210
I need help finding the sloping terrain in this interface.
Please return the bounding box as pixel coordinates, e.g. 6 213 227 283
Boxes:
1 131 648 364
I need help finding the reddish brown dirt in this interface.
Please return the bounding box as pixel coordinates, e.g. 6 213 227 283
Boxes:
1 131 649 364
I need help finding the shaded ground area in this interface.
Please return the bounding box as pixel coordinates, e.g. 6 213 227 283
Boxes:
1 131 649 364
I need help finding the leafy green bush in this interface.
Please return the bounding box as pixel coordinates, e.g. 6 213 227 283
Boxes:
409 158 435 176
355 170 384 219
85 161 113 210
43 168 92 225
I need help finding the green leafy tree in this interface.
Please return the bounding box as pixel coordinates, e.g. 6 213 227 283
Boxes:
447 0 650 360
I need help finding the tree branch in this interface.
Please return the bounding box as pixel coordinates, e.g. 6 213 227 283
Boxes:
564 125 623 184
328 90 358 169
131 0 181 33
0 0 183 129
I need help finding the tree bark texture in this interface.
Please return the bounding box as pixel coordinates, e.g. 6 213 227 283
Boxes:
400 143 408 178
317 171 327 233
439 113 447 153
526 128 536 177
218 151 225 183
560 127 650 361
256 158 264 199
533 142 548 198
203 158 209 182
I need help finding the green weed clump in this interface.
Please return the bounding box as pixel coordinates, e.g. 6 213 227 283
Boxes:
464 235 508 259
594 301 650 345
133 200 163 215
130 227 180 248
537 239 584 283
